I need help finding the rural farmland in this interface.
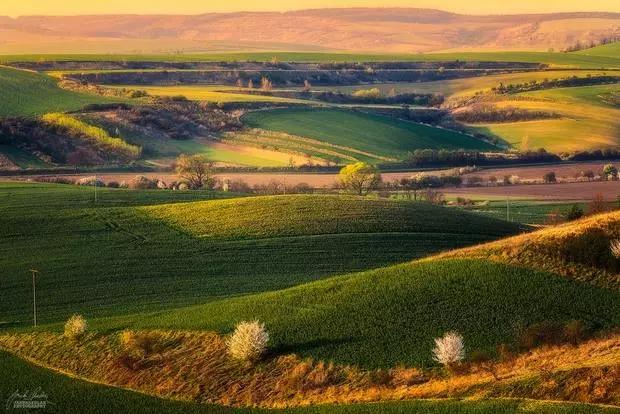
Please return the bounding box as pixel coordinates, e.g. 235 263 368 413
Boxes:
2 5 620 413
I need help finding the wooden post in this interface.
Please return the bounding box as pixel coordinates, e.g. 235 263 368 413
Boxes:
30 269 39 327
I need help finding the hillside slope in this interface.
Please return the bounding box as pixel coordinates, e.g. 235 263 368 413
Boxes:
0 185 522 326
2 351 614 414
0 10 619 53
242 108 496 161
0 66 114 117
440 210 620 290
576 41 620 57
86 211 620 369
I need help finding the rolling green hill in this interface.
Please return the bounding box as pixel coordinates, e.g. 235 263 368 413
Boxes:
0 65 116 117
87 211 620 369
0 183 522 326
575 41 620 58
243 108 496 162
471 83 620 152
97 258 620 369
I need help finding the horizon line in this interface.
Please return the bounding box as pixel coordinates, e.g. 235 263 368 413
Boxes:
3 7 620 19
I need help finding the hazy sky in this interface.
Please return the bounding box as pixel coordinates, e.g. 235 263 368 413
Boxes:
3 0 620 17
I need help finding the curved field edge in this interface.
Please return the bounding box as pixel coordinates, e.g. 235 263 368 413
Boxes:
1 332 618 410
469 83 620 153
241 108 497 158
3 349 615 414
437 210 620 290
137 194 525 240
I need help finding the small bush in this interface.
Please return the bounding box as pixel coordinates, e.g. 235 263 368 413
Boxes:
107 181 120 188
76 176 105 187
128 175 157 190
34 176 75 185
119 330 159 358
519 321 563 349
564 320 587 345
64 314 87 340
469 350 500 380
225 179 252 193
432 331 465 371
226 320 269 363
565 204 584 221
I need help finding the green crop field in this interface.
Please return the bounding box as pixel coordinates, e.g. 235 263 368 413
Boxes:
308 70 618 99
3 352 612 414
0 66 121 117
243 108 497 161
472 83 620 152
576 41 620 58
457 200 590 225
94 258 620 369
0 183 522 326
2 50 620 68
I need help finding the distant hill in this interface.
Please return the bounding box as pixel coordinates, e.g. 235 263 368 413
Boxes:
0 9 619 54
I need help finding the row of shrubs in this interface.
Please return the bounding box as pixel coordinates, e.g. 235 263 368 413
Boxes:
32 175 317 195
63 313 596 378
64 315 269 365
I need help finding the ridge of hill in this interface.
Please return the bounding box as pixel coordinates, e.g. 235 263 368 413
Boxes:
1 9 619 54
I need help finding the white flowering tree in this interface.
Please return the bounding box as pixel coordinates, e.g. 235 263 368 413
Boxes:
226 320 269 363
64 314 87 340
432 331 465 370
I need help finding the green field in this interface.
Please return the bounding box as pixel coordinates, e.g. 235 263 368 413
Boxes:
0 66 121 117
3 352 613 414
93 258 620 369
2 50 620 68
243 108 497 161
308 70 618 99
576 42 620 58
457 200 590 225
80 114 306 168
472 83 620 152
0 183 522 326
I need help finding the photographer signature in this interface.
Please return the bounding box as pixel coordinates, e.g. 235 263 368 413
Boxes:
5 388 52 410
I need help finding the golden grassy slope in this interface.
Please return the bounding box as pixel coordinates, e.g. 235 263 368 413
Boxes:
0 330 618 408
437 211 620 290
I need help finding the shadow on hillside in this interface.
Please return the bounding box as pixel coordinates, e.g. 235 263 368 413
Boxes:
269 336 360 357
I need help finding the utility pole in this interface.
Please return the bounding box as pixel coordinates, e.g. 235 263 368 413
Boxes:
30 269 39 327
506 196 510 222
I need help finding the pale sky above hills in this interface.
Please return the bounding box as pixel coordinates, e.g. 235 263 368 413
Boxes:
3 0 620 17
